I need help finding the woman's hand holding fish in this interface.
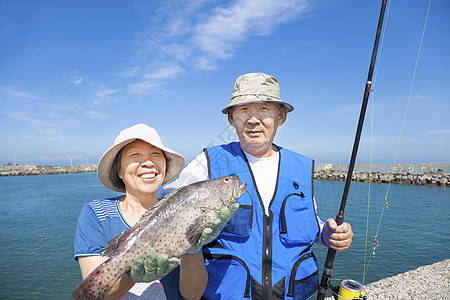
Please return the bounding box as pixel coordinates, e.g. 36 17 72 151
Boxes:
188 203 239 255
130 252 179 283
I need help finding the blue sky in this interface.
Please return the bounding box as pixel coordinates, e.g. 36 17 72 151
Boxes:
1 0 449 166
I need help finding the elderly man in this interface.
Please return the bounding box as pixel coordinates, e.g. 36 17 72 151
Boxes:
161 72 353 300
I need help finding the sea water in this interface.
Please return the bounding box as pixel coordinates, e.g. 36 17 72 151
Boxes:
0 172 448 299
312 179 450 297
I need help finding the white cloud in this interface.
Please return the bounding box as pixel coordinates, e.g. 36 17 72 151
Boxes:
127 80 164 95
2 110 75 142
85 110 110 120
143 64 184 80
127 0 311 85
191 0 310 64
42 133 71 142
4 111 58 128
35 155 85 162
95 88 117 99
93 86 118 105
63 70 84 86
126 61 185 94
427 129 450 135
119 66 141 78
73 77 83 84
0 86 41 101
411 94 433 101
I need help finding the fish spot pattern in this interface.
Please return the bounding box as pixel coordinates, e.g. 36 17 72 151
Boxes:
73 176 244 300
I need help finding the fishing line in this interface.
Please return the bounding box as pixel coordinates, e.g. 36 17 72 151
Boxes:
362 0 432 285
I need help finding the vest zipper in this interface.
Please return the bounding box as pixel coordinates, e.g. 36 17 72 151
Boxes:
262 213 272 299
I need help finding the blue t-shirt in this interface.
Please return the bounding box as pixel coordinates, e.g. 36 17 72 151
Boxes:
74 196 130 258
74 196 183 299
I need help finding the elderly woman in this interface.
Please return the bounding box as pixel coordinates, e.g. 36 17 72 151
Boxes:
74 124 233 300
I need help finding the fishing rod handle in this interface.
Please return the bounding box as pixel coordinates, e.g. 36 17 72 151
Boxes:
316 213 345 300
317 247 337 300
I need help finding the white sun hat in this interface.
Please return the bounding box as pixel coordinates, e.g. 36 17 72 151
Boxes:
222 72 294 114
97 123 185 192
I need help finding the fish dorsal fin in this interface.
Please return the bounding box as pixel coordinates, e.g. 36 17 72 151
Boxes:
137 188 182 221
139 201 163 220
186 215 207 244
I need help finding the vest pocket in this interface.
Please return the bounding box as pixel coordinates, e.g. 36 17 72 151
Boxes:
280 191 318 245
286 252 319 300
221 192 253 237
203 252 251 299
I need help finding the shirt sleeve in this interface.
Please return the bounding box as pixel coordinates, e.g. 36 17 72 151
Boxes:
313 197 326 245
160 152 209 198
74 202 109 259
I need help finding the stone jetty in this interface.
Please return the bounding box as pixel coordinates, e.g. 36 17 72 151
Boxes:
315 163 450 187
0 163 97 177
314 169 450 186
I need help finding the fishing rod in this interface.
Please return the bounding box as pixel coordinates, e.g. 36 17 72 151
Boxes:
316 1 388 299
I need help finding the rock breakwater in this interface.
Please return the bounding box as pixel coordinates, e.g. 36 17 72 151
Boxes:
0 164 97 177
314 169 449 186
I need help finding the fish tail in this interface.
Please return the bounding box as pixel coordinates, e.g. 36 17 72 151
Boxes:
72 259 122 300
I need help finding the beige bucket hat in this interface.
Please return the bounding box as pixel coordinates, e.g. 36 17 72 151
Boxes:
222 72 294 114
97 123 185 192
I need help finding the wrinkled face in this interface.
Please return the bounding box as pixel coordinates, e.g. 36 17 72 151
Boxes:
228 102 286 156
119 139 166 199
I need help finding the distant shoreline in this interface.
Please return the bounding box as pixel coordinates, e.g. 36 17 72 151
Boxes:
0 164 97 177
1 163 449 186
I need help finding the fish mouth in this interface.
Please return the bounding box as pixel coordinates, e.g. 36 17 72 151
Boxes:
232 180 247 202
238 182 247 197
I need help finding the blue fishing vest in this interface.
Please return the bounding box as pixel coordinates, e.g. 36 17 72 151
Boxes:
202 142 320 300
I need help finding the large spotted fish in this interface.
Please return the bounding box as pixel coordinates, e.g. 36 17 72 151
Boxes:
72 175 246 300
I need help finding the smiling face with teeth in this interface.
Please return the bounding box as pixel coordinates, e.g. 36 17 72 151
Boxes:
118 139 166 202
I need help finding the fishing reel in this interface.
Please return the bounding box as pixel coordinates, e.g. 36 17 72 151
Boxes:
327 278 366 300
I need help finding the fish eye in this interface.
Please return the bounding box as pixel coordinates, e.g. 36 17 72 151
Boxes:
224 178 229 182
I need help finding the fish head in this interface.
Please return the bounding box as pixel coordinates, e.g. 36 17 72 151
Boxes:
219 175 247 205
189 175 247 210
